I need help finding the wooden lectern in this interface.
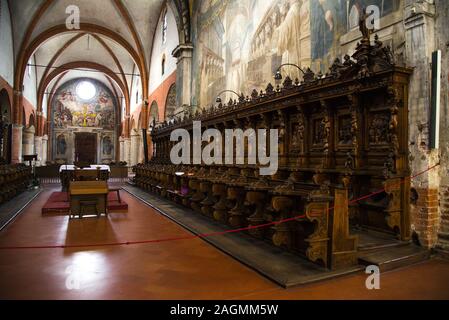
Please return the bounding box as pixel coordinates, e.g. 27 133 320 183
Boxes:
69 181 109 219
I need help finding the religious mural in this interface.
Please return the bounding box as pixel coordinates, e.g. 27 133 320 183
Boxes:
102 136 113 156
192 0 400 107
310 0 400 71
52 79 116 130
51 78 118 163
192 0 312 107
165 84 177 120
56 134 67 156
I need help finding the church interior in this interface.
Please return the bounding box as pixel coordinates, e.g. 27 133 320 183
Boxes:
1 0 449 301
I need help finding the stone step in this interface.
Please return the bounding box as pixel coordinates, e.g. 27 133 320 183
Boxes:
358 245 431 272
354 228 409 253
358 239 410 253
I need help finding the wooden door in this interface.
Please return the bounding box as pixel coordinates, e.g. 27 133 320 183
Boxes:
75 133 96 164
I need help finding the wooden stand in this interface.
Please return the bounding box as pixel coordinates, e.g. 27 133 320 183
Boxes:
69 181 109 219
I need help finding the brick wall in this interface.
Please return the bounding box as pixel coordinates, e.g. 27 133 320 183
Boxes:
22 97 35 127
412 188 440 248
0 75 37 128
148 71 176 122
147 71 176 159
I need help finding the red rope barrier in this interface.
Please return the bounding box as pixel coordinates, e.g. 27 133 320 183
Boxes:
0 164 439 250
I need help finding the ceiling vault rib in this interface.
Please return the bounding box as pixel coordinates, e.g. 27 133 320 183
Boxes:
36 33 86 114
91 34 130 112
32 63 140 77
111 0 149 129
17 23 144 105
11 0 176 133
13 0 56 124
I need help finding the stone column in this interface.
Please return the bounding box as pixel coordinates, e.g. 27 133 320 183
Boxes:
434 0 449 256
172 44 194 113
404 0 439 248
11 124 23 164
42 135 48 165
22 125 36 158
130 129 140 166
138 131 144 164
124 137 131 166
34 135 43 166
119 136 125 162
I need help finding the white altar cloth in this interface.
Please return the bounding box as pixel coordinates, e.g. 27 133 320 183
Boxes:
59 165 111 172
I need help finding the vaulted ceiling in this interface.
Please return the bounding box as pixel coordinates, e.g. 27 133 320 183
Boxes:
8 0 186 120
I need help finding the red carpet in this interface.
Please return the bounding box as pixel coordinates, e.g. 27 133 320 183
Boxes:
42 191 128 214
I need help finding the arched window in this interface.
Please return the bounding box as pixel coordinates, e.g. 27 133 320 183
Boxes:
27 58 32 77
161 55 166 76
162 9 168 44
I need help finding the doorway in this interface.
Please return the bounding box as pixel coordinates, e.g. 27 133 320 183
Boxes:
75 132 97 164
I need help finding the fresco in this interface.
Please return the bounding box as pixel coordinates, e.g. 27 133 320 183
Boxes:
102 136 113 156
192 0 401 107
51 79 118 163
52 79 116 130
56 134 67 156
310 0 400 71
192 0 312 107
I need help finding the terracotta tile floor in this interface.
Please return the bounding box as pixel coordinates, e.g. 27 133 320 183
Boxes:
0 186 449 300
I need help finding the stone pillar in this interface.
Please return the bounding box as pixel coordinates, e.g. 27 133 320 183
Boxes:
124 137 131 166
139 131 144 164
119 136 125 162
434 0 449 256
172 44 194 113
36 111 43 137
11 124 23 164
22 125 36 158
404 0 439 248
130 129 140 166
34 135 43 166
42 135 48 165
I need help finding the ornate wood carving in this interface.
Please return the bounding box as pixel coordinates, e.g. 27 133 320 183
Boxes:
135 28 413 267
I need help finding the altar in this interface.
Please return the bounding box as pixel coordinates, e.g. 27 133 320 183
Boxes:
59 164 110 191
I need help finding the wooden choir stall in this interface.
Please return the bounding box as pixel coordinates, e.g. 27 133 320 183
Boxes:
134 31 412 270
